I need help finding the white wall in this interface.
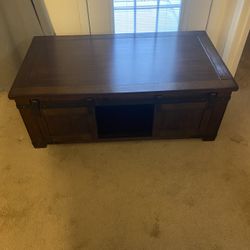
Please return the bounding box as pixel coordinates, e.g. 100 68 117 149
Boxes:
0 0 42 90
180 0 212 31
222 0 250 75
206 0 236 54
207 0 250 75
0 12 19 90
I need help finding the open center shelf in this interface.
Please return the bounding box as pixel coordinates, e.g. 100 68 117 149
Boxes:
95 104 154 139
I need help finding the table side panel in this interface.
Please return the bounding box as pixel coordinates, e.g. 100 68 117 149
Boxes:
14 91 232 147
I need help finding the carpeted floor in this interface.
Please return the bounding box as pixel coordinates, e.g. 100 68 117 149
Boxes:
0 37 250 249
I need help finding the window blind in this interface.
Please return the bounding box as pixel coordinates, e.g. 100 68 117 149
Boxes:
113 0 182 34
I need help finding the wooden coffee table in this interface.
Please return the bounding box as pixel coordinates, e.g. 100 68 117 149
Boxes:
8 32 238 148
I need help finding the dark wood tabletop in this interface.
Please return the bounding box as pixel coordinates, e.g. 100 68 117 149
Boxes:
9 31 238 99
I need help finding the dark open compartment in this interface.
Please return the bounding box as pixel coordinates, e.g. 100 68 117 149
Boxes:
95 104 154 138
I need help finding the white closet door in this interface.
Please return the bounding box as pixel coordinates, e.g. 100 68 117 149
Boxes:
87 0 114 34
179 0 213 31
31 0 55 35
44 0 90 35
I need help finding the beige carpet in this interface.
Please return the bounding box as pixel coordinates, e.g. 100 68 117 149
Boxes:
1 42 250 249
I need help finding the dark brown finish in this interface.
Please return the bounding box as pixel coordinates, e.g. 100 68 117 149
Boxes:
9 32 238 148
154 101 208 138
